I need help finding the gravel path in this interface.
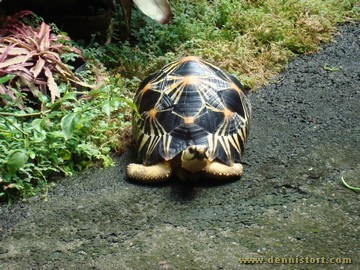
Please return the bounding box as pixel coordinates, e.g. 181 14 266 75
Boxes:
1 23 359 270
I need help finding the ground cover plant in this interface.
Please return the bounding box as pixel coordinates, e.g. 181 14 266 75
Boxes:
0 11 91 106
0 0 359 202
113 0 359 88
0 13 134 202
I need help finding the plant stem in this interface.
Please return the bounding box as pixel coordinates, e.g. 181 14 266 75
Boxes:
0 110 51 117
340 177 360 191
1 116 28 136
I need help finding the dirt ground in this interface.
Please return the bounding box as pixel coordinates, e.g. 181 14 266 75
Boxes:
0 23 359 270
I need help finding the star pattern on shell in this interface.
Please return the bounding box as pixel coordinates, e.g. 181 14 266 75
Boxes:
133 56 251 166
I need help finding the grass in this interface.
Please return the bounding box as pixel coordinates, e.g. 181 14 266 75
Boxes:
0 0 359 202
110 0 359 88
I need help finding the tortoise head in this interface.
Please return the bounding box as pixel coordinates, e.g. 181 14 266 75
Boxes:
181 145 209 173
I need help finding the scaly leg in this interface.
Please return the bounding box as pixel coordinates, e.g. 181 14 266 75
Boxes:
126 162 172 182
203 161 243 179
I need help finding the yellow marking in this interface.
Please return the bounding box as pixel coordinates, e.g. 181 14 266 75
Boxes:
184 117 195 124
217 135 230 160
231 83 243 94
138 133 150 152
228 133 241 154
206 135 217 161
179 56 201 63
134 83 153 105
223 108 234 118
142 83 151 93
148 108 158 119
182 75 200 85
163 75 185 104
162 134 172 158
145 136 161 161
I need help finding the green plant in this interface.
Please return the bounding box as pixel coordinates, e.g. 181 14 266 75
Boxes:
0 74 16 104
0 13 137 203
0 74 135 202
108 0 359 88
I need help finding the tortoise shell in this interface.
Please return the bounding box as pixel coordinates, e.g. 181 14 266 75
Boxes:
133 56 251 166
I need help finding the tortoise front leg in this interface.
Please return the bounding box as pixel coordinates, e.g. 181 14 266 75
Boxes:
126 161 172 182
203 161 243 179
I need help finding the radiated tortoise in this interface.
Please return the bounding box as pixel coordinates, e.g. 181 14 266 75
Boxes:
127 56 251 182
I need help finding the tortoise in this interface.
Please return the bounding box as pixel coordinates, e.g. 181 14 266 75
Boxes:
126 56 251 182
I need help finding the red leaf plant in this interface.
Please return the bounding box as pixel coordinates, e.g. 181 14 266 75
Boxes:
0 12 91 106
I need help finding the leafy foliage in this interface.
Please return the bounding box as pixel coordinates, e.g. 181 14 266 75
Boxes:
0 14 134 202
110 0 359 88
0 75 133 202
0 13 90 106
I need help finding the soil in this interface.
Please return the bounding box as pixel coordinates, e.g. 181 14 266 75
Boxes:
1 23 359 270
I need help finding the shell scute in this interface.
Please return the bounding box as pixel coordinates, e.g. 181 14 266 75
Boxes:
194 108 224 133
137 89 161 113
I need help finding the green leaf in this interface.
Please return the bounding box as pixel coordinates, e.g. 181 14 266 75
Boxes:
47 131 64 139
88 88 103 97
31 118 45 133
7 149 29 174
61 112 81 140
59 149 71 161
50 92 77 110
102 100 112 117
31 118 47 142
61 92 77 100
126 99 141 117
0 74 15 84
28 150 36 159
